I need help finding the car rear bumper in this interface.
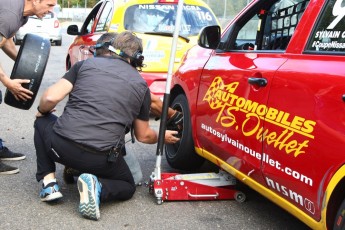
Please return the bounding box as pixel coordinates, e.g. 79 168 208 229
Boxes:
141 72 168 98
16 32 62 42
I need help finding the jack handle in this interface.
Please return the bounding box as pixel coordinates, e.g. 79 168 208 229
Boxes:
188 192 219 198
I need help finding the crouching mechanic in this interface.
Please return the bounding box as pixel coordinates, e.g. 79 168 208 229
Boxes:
33 31 179 220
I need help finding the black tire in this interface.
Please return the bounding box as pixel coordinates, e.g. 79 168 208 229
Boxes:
4 33 51 110
235 192 246 203
334 198 345 230
165 94 205 170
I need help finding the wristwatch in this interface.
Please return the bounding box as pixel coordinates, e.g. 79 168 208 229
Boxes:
37 106 51 116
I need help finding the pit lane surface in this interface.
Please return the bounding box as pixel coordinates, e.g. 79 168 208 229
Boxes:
0 29 310 230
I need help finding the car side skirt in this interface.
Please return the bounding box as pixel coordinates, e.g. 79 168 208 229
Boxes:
195 147 326 230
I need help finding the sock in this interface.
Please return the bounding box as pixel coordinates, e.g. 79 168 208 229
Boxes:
43 178 57 187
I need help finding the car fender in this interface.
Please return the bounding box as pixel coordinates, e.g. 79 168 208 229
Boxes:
321 164 345 228
171 45 214 145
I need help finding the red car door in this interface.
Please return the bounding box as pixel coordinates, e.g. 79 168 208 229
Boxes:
195 2 289 185
262 0 345 220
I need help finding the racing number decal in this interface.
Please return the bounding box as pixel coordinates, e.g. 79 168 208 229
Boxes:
196 11 213 21
310 0 345 50
327 0 345 29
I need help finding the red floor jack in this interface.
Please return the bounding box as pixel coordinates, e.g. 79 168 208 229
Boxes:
148 0 245 205
148 169 246 205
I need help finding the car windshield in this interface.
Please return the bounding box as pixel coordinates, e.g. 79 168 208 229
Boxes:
124 4 218 36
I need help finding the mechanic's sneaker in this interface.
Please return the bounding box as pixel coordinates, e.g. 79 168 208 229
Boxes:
78 173 101 221
39 182 63 202
63 166 81 184
0 162 19 175
0 147 26 161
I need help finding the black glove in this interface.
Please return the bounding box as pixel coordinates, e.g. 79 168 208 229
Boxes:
167 111 183 133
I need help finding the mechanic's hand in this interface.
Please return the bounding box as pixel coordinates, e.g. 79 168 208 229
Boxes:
6 78 33 101
164 130 180 144
167 111 183 131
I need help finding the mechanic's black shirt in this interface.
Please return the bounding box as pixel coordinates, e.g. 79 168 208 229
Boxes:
54 57 151 151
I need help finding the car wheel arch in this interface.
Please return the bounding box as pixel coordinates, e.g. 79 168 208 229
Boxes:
326 172 345 229
165 92 205 170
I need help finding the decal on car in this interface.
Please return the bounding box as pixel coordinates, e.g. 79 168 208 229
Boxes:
326 0 345 30
266 177 315 214
143 39 165 62
203 77 316 157
201 123 313 187
312 30 345 49
308 0 345 52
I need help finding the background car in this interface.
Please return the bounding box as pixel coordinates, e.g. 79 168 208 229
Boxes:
167 0 345 229
15 12 62 46
66 0 219 97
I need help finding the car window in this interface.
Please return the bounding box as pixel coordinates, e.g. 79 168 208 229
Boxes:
95 2 113 32
80 2 102 35
306 0 345 53
124 4 218 36
29 12 54 20
223 0 310 51
43 12 54 19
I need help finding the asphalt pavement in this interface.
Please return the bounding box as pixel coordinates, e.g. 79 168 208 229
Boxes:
0 28 310 230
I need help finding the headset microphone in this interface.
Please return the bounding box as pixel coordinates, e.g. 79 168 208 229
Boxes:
119 50 144 69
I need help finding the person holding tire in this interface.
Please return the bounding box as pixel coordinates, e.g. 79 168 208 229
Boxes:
33 32 179 220
0 0 57 174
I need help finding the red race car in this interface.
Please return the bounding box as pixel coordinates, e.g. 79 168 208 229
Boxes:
167 0 345 229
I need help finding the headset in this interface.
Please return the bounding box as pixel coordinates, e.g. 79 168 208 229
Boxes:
92 40 116 57
92 38 145 69
118 50 144 69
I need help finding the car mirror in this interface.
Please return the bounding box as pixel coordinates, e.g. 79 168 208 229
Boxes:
67 25 80 35
198 25 221 49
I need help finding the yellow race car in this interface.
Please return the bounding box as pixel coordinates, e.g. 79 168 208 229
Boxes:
66 0 219 97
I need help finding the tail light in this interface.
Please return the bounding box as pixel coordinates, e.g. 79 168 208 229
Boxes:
54 20 60 28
